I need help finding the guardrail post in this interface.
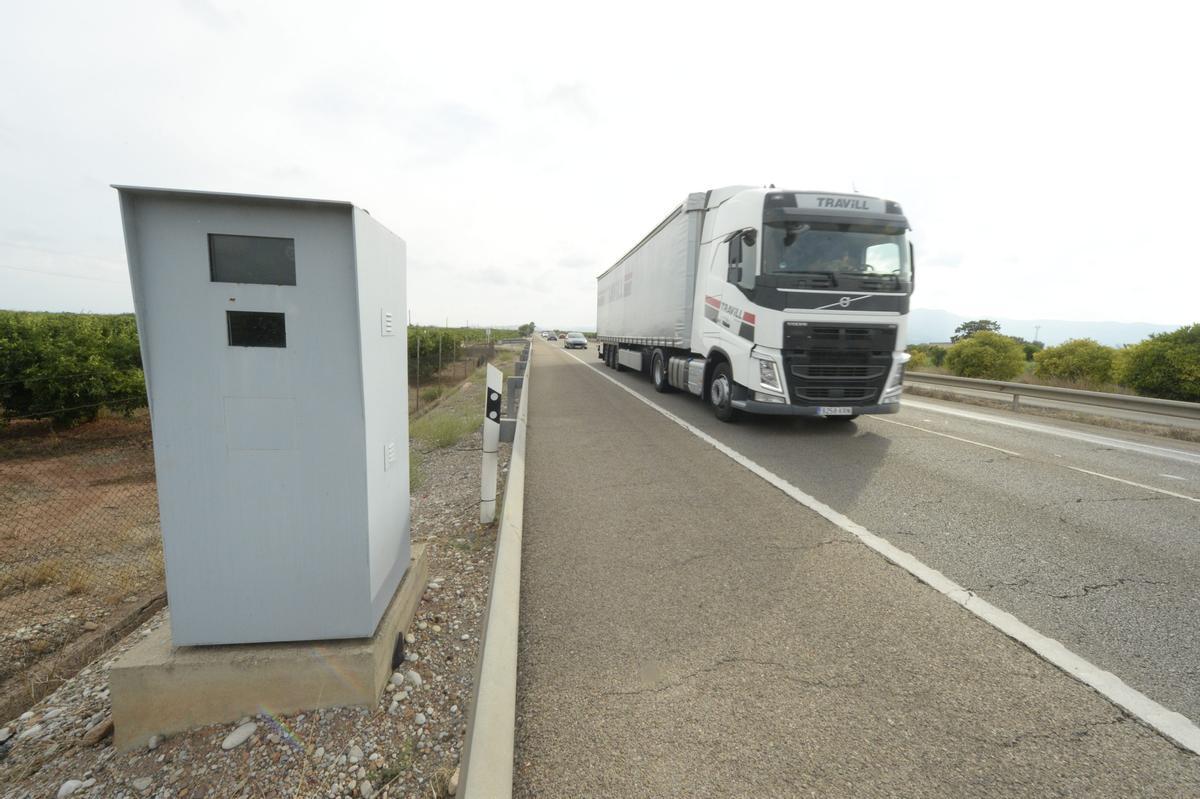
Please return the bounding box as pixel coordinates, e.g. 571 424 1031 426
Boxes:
505 376 524 416
480 364 502 524
1012 393 1021 412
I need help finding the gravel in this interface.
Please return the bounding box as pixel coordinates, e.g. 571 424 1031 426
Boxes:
55 780 83 798
0 424 510 799
220 722 256 751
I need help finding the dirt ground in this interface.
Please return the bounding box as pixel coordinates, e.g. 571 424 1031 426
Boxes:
0 414 163 720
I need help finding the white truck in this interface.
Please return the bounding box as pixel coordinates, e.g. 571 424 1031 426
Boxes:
596 186 913 422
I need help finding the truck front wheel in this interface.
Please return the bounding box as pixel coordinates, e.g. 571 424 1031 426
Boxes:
652 350 671 393
709 362 737 422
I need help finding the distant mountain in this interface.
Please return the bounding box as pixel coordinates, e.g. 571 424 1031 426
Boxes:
908 308 1179 347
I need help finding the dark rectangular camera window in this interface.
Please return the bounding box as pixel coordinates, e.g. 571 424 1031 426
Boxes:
209 234 296 285
227 311 286 348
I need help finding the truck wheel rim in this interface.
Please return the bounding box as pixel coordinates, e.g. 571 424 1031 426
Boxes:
654 356 664 387
710 375 729 407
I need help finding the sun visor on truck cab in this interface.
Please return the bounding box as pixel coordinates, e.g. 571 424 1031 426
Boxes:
763 191 910 230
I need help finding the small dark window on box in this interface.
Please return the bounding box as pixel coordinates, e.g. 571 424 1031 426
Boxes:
209 234 296 285
227 311 286 348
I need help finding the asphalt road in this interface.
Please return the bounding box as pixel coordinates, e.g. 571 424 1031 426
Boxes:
560 344 1200 723
512 338 1200 797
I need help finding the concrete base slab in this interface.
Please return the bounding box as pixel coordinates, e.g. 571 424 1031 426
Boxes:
109 543 428 750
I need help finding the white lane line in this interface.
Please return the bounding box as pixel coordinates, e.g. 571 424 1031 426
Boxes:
559 347 1200 755
874 405 1196 503
902 398 1200 467
872 416 1024 458
1065 466 1200 504
1160 474 1187 481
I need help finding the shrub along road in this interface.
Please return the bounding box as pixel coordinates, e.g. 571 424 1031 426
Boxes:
512 338 1200 797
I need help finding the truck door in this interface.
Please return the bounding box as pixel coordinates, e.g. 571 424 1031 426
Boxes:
703 231 756 339
701 238 728 344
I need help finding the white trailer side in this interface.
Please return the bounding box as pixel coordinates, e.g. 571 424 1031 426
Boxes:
596 193 706 347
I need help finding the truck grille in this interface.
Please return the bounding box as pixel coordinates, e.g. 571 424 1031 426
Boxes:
799 386 878 402
781 323 896 406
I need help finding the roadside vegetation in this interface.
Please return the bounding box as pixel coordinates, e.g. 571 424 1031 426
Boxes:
908 320 1200 402
408 347 520 458
407 325 520 382
0 311 146 427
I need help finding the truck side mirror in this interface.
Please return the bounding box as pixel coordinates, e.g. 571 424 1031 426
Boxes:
909 242 916 289
727 264 742 283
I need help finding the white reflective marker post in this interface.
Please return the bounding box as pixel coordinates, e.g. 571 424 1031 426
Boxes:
481 364 502 523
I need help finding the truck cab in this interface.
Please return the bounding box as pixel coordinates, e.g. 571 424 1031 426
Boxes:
695 187 912 420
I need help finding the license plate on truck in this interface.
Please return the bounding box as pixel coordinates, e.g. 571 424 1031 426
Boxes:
818 406 854 416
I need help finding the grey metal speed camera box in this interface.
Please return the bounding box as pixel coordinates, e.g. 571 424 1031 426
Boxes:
116 186 410 646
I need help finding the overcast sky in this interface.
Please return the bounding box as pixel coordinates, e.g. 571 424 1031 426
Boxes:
2 1 1197 330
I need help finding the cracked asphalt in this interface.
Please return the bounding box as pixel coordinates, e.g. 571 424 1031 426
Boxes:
512 340 1200 797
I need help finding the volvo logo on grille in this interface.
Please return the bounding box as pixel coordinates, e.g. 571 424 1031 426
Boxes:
816 294 870 311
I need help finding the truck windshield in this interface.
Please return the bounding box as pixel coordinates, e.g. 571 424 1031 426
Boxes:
763 222 910 280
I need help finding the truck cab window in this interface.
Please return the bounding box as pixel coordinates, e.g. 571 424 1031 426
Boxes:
727 230 757 292
864 242 900 273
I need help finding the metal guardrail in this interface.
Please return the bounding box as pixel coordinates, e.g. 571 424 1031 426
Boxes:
904 371 1200 422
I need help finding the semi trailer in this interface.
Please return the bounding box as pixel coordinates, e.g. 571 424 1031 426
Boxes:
596 186 913 422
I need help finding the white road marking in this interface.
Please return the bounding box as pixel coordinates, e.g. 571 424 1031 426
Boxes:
872 416 1023 457
902 398 1200 467
557 345 1200 755
878 400 1195 501
1160 474 1187 481
1065 466 1199 504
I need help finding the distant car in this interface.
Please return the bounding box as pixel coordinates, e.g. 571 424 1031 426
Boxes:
547 333 558 341
564 332 587 349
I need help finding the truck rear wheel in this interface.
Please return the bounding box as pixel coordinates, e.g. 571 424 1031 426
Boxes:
709 362 737 422
652 350 670 393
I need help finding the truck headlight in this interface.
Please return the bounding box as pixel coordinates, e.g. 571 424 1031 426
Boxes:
881 360 907 404
754 391 786 403
757 358 782 392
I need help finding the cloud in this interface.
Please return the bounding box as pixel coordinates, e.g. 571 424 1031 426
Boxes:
555 255 595 271
2 2 1198 329
176 0 240 30
536 83 595 121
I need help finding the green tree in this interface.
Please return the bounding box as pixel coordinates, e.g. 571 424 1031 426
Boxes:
1112 346 1133 385
905 346 929 369
907 343 948 368
944 331 1025 380
951 319 1001 343
1120 324 1200 401
0 311 146 427
1033 338 1115 385
1010 337 1045 362
517 322 536 337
